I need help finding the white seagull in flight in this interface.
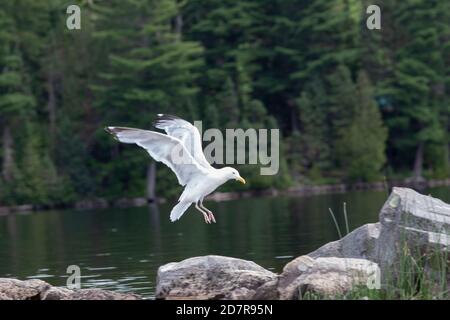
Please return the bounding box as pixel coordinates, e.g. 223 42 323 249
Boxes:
105 114 246 223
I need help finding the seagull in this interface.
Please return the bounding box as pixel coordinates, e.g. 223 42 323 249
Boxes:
105 114 246 223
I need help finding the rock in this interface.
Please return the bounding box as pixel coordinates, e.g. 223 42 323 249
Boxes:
277 256 314 299
63 289 141 300
41 286 73 300
277 256 380 299
0 278 142 300
11 204 33 213
0 278 50 300
375 187 450 280
74 198 109 210
0 293 11 300
251 279 279 300
0 207 11 215
308 223 380 262
113 197 148 208
156 255 277 300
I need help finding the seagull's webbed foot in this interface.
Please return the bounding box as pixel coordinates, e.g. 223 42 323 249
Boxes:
195 202 211 224
200 201 216 223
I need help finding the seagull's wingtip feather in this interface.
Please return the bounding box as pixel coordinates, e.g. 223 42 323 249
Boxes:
104 126 119 140
104 126 113 134
153 114 182 128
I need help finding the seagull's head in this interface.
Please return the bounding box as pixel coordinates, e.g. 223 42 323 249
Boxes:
222 167 246 184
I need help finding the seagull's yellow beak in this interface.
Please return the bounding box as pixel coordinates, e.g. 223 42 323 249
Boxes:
237 176 246 184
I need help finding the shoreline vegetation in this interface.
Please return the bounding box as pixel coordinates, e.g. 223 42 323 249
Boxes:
1 178 449 215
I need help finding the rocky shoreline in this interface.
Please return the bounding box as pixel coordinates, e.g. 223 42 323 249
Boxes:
0 278 141 300
155 187 450 299
1 187 449 300
1 178 450 215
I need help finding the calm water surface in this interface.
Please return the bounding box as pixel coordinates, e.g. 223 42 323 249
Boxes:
0 187 449 298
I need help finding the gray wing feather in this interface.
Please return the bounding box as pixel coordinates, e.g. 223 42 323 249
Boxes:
105 126 207 186
153 114 213 170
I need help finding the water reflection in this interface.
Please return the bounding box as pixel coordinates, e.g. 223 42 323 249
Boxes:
0 187 448 298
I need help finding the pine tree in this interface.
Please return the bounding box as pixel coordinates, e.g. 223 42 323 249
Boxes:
327 65 358 153
296 77 330 181
336 71 387 182
0 6 35 199
183 0 262 91
371 0 449 178
93 0 204 199
293 0 362 81
214 77 240 127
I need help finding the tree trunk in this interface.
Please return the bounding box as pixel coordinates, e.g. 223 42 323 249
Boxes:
2 125 15 183
146 162 156 202
413 141 424 179
175 14 183 35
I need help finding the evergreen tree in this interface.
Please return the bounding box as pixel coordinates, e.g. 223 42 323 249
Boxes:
371 0 449 178
0 6 35 200
294 0 362 80
327 65 358 142
296 78 330 181
93 0 203 198
214 77 240 127
19 127 64 205
336 71 387 181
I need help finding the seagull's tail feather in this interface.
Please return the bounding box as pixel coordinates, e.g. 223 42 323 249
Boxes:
170 201 191 222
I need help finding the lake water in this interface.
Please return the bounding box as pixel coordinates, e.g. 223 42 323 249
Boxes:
0 187 449 298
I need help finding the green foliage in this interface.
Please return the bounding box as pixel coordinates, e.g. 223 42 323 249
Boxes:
296 78 331 181
0 0 448 206
91 0 204 199
20 130 68 205
335 71 388 182
369 0 449 173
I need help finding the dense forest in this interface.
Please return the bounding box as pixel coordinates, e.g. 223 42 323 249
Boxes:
0 0 449 206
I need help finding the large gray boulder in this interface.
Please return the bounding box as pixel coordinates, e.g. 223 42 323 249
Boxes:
307 187 450 292
308 223 380 261
277 256 380 299
156 255 277 300
375 187 450 283
0 278 142 300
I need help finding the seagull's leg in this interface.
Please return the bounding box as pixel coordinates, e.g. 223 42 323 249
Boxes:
200 200 216 223
195 202 211 224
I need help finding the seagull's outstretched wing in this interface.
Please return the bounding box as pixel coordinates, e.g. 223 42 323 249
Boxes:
105 127 207 186
153 114 213 170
